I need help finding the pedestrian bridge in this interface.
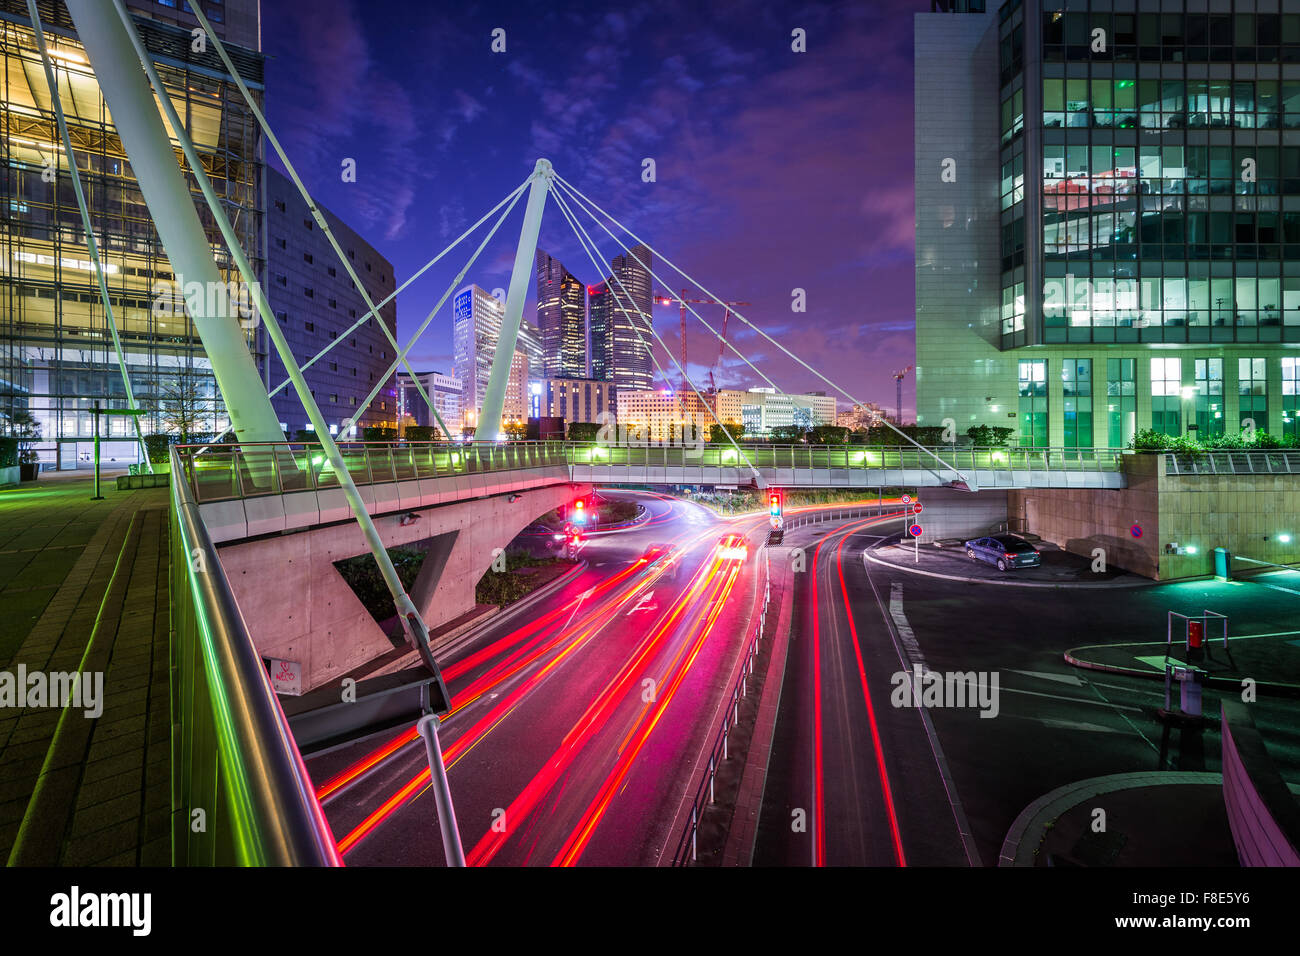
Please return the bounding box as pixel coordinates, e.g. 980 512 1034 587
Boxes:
175 441 1126 541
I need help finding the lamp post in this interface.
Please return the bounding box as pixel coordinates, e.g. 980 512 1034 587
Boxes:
89 401 148 499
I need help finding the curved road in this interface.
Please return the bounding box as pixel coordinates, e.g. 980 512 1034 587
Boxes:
307 490 772 866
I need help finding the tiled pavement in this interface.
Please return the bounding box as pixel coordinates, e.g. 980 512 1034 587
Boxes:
0 478 171 866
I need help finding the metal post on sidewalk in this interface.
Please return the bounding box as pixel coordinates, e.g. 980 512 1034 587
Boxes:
416 713 466 867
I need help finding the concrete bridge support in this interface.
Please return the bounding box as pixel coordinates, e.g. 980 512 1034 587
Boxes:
912 487 1009 544
214 482 590 693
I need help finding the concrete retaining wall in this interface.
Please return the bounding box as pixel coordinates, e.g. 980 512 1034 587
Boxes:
1007 454 1160 578
215 482 589 693
913 487 1008 544
1008 454 1300 580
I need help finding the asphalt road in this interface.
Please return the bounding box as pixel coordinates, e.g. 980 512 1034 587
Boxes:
306 490 773 866
755 519 1300 867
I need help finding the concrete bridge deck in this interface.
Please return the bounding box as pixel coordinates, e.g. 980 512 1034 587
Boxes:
174 441 1128 544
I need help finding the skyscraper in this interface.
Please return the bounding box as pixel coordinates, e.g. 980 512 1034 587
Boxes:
535 249 586 378
588 280 611 382
915 2 1300 449
0 0 266 470
452 282 542 430
452 284 503 425
598 244 654 392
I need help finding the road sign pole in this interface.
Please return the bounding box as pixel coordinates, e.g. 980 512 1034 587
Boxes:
416 713 466 867
915 531 918 564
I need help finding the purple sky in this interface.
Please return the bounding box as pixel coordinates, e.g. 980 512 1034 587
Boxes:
261 0 923 416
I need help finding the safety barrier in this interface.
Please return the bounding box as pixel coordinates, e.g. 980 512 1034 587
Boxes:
169 446 341 865
671 549 772 865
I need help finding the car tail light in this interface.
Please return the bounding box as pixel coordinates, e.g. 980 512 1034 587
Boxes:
1005 553 1016 560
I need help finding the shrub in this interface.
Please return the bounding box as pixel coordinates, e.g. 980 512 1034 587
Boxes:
0 436 16 468
404 425 437 443
966 425 1015 447
362 425 398 443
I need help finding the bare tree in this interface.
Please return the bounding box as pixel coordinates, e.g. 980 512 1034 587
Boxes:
158 369 216 442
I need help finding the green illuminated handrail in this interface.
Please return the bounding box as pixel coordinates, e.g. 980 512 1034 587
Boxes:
169 446 341 866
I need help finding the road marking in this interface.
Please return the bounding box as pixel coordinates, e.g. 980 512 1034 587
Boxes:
1005 668 1084 687
998 684 1144 713
628 590 656 614
888 581 929 674
864 561 983 867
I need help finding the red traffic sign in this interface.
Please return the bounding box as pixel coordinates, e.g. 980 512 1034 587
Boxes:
909 524 923 537
912 502 923 514
901 494 912 505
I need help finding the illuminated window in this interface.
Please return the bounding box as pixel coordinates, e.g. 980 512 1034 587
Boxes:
1018 360 1048 447
1194 358 1224 438
1151 357 1182 436
1283 358 1299 439
1238 357 1268 431
1062 359 1092 450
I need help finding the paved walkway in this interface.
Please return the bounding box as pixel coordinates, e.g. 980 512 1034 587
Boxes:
0 477 171 866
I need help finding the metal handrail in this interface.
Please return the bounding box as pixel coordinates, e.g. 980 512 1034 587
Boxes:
1163 449 1300 475
169 446 341 865
174 441 1127 503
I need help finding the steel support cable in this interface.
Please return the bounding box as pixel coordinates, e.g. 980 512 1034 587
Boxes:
185 3 449 438
553 172 969 483
114 1 445 679
28 1 153 472
549 185 761 482
199 177 530 449
548 175 800 410
343 180 527 431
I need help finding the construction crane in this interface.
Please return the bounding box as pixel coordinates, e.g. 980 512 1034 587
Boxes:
653 290 751 395
893 365 914 426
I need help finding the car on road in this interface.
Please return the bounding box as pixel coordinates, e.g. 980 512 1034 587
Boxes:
641 543 679 579
715 533 749 561
963 533 1041 572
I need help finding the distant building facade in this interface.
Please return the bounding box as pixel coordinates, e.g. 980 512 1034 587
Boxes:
396 370 461 434
535 249 587 379
265 168 398 437
540 377 616 425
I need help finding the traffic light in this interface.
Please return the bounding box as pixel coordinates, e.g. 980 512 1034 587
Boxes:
572 497 587 524
769 491 783 517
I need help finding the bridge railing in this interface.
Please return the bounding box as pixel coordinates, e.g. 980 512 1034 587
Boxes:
1163 449 1300 476
174 440 571 503
174 441 1127 502
168 446 341 865
570 443 1125 472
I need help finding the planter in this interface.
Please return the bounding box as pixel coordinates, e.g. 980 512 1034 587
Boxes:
19 462 40 482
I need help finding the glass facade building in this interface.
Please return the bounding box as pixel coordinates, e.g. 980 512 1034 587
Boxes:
0 1 266 468
917 0 1300 448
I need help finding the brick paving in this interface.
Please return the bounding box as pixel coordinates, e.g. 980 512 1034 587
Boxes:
0 478 171 866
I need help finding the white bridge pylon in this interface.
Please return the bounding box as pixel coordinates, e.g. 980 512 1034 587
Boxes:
473 159 971 490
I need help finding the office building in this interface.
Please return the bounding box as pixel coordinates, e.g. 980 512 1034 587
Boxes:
452 282 542 432
916 1 1300 448
741 387 837 436
535 249 586 378
539 376 616 425
616 388 711 443
452 284 503 424
265 168 398 437
396 370 461 435
0 0 265 468
710 388 748 427
588 244 654 391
